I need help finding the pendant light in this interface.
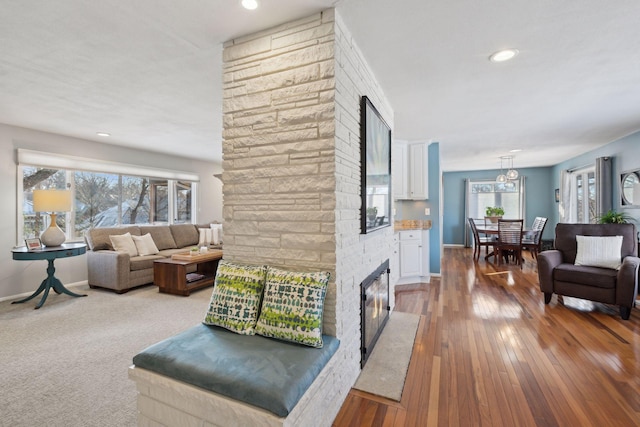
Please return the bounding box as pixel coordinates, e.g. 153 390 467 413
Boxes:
496 157 507 183
506 156 519 180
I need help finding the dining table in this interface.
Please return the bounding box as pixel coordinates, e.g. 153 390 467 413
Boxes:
475 223 532 261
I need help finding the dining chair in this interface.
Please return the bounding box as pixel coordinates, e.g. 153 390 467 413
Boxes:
495 219 524 267
468 218 495 261
522 217 548 259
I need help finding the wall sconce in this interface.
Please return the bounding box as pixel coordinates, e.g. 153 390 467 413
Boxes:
33 189 72 246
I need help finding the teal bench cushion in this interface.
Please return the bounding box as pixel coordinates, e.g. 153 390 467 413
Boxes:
132 324 340 417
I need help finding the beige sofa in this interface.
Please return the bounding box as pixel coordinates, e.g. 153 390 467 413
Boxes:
85 224 220 293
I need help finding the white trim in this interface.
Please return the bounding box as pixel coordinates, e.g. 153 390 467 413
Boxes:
17 149 199 182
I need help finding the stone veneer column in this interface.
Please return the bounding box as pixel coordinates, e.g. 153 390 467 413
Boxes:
222 9 395 425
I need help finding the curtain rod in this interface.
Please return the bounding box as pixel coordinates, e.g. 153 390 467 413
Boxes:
568 163 592 172
568 156 610 173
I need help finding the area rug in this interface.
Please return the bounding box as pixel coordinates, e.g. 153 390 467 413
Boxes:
353 311 420 401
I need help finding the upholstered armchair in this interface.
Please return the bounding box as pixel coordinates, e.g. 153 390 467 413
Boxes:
537 223 640 320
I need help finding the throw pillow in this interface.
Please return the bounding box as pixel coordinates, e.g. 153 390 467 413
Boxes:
255 267 330 348
109 232 138 257
574 235 623 270
210 223 223 245
203 261 268 335
198 228 213 246
131 233 160 256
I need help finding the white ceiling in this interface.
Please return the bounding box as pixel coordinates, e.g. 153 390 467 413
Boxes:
2 0 640 172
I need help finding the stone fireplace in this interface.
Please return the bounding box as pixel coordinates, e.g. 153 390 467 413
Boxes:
360 260 390 368
221 9 395 425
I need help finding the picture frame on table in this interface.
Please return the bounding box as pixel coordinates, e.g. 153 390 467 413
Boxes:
25 237 42 251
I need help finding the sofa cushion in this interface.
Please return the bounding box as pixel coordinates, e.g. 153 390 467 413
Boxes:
170 224 199 248
85 226 141 251
198 228 214 247
139 226 177 250
132 233 160 256
255 267 330 348
132 324 340 417
130 255 165 271
203 261 267 335
574 235 623 270
554 263 618 289
109 232 139 256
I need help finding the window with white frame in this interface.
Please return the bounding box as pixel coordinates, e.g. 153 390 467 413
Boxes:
18 150 199 243
466 179 524 220
570 166 596 223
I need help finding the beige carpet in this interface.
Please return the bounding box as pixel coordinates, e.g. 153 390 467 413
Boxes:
354 311 421 401
0 283 213 427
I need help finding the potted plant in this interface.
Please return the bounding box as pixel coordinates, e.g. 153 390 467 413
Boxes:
597 209 633 224
485 206 504 223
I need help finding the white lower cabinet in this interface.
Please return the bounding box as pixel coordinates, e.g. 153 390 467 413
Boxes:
397 230 430 284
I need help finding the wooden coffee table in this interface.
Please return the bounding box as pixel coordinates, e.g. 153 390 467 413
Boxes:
153 250 223 296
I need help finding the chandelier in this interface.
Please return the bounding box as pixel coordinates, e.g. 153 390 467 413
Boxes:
496 156 518 183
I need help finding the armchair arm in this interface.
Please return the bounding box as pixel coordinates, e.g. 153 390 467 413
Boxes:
616 255 640 307
537 250 563 293
87 250 131 290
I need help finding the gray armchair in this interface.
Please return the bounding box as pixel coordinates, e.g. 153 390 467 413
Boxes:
538 223 640 320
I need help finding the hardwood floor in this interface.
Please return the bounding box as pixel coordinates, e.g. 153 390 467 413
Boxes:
333 247 640 426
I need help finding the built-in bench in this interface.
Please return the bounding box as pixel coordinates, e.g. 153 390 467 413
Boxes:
129 324 340 426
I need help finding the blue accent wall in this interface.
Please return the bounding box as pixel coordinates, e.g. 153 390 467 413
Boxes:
428 143 441 274
550 131 640 225
443 167 554 245
442 130 640 246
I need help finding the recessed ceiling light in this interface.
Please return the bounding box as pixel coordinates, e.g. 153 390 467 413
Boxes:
509 149 522 153
489 48 519 63
96 132 110 137
241 0 258 10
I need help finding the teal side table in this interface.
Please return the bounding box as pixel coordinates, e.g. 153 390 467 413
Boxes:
11 242 87 309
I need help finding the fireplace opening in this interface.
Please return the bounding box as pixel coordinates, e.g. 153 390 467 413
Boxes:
360 259 390 368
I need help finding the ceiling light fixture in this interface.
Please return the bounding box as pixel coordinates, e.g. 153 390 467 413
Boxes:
496 157 507 183
241 0 258 10
489 48 519 63
506 156 519 180
96 132 110 137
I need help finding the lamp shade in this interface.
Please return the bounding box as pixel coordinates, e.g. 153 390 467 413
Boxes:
33 190 72 212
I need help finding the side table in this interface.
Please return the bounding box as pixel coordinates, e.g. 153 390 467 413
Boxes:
11 242 87 309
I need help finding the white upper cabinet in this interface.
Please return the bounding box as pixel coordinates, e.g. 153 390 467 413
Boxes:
393 142 428 200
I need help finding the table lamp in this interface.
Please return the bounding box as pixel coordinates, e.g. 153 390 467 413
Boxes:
33 189 72 247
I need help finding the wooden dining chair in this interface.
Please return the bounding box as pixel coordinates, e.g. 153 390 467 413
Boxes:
468 218 495 261
495 219 524 267
522 217 548 259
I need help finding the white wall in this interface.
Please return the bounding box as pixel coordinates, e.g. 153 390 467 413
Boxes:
0 123 222 300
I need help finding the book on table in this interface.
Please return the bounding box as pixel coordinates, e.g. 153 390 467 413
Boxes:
186 273 205 283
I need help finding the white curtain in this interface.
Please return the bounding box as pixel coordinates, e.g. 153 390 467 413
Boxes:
559 169 573 222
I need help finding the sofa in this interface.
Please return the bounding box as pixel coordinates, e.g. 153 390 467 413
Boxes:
85 224 222 293
537 223 640 320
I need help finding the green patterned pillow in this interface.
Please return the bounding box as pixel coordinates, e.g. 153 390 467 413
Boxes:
255 267 330 348
203 261 267 335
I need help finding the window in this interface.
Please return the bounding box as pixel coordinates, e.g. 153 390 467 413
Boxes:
466 179 524 220
571 167 596 223
18 150 198 243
